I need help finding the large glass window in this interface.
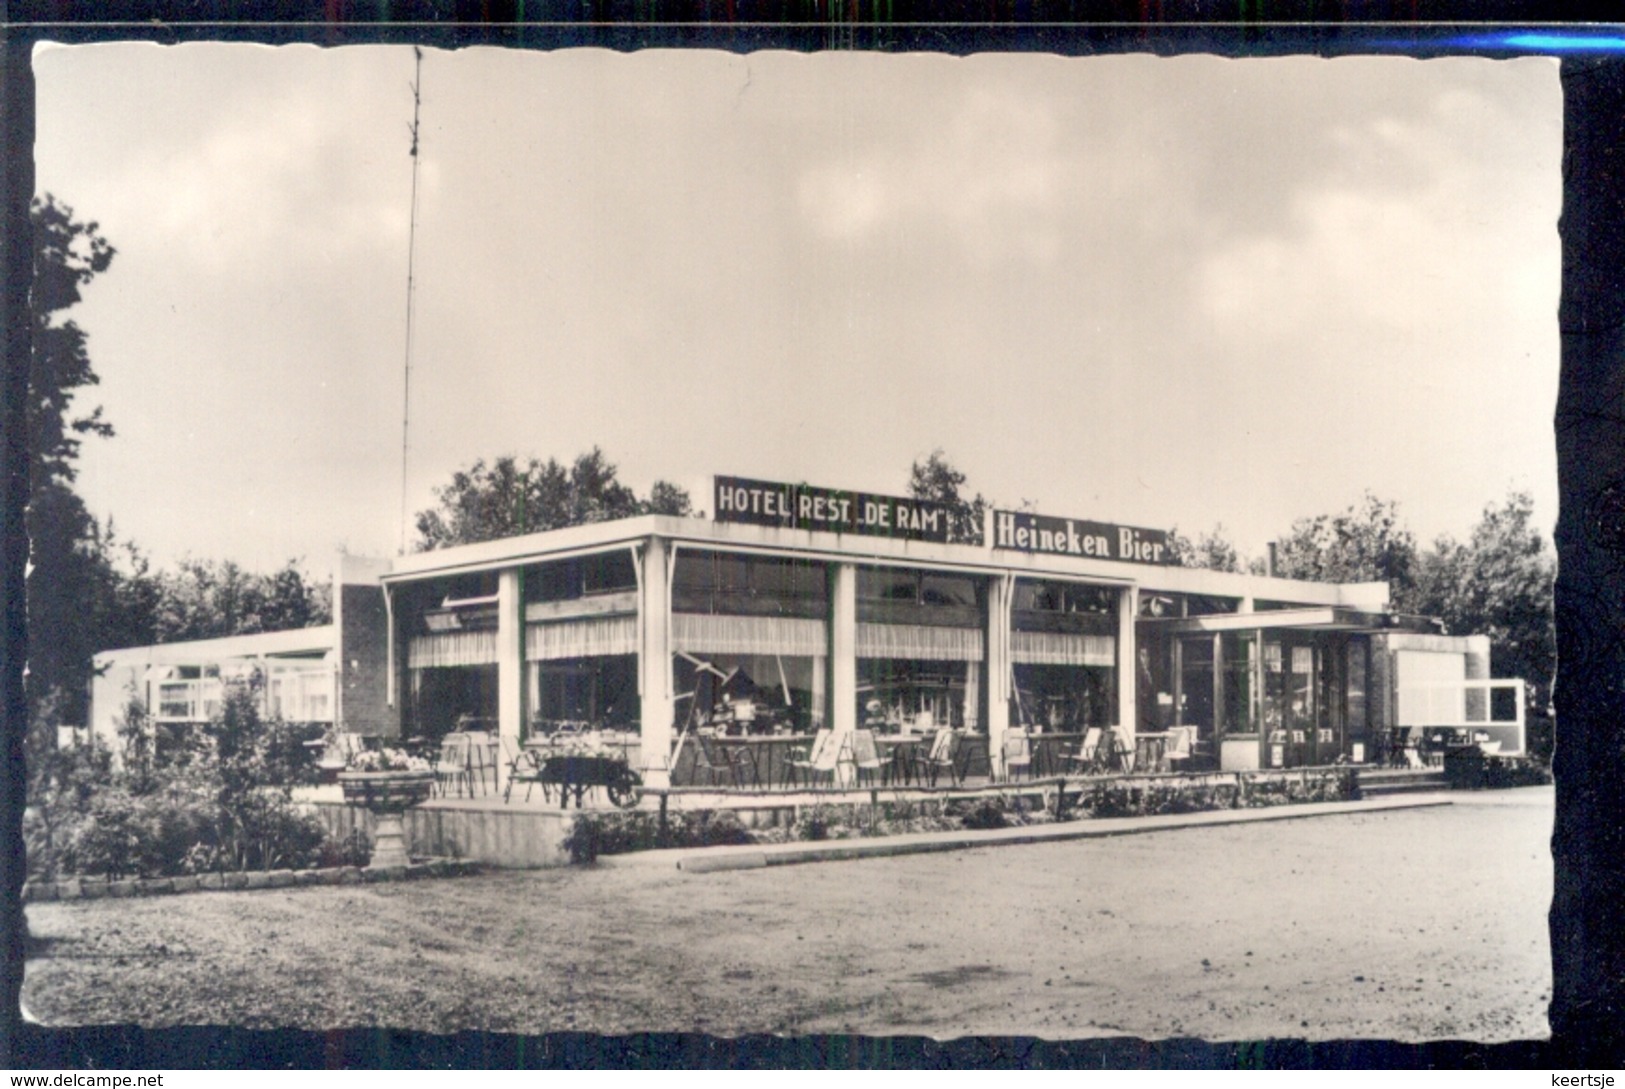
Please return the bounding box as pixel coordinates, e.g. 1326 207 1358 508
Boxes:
1137 591 1242 619
525 552 636 603
1011 578 1118 735
674 652 822 736
409 662 498 743
861 658 980 733
673 551 828 618
1221 631 1258 735
529 656 639 731
1347 638 1368 746
1011 662 1116 732
1013 580 1115 617
857 566 987 733
1178 636 1216 739
857 567 981 624
671 551 830 738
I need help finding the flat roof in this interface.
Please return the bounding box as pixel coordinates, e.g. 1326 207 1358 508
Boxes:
1144 608 1438 635
93 624 336 664
381 515 1388 610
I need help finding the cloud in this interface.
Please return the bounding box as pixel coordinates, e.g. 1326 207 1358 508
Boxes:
795 85 1072 262
1196 87 1558 348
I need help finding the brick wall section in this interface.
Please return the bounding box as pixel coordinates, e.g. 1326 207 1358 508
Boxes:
1367 634 1392 736
336 556 396 738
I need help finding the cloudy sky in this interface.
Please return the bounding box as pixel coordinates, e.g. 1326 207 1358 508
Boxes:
33 44 1560 574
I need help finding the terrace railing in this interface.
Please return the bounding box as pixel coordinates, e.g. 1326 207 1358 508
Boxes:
1396 677 1526 757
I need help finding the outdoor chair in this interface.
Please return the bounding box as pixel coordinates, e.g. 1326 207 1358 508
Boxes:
784 729 839 790
693 734 740 788
922 727 962 788
1395 728 1430 770
1001 732 1033 781
723 738 762 787
849 729 885 787
504 746 547 804
1164 726 1197 773
434 733 473 798
1104 726 1135 773
1068 727 1104 775
462 731 499 795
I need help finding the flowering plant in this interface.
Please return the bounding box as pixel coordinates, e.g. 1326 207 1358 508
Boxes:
534 732 610 758
347 748 432 773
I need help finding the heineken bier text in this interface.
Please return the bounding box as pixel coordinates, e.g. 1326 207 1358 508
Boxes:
993 510 1170 565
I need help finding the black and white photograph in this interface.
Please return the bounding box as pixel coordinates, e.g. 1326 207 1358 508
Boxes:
18 39 1561 1054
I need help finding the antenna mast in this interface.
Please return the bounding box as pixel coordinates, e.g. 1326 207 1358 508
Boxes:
399 46 424 555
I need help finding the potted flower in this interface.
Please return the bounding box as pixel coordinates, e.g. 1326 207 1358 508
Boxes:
338 748 434 869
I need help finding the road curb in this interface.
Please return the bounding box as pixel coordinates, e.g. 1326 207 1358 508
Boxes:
625 794 1457 874
677 852 769 873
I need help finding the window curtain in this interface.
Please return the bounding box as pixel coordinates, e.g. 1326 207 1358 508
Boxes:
526 615 638 661
856 622 984 661
408 630 498 669
1010 631 1115 667
672 613 828 657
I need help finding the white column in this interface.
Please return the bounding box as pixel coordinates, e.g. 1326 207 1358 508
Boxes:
497 568 524 793
830 563 857 741
1118 585 1138 743
985 575 1011 779
811 655 827 724
638 536 674 787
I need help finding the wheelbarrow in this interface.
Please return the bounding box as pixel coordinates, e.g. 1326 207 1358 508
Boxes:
512 753 644 810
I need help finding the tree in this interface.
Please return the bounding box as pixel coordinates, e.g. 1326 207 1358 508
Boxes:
414 448 691 550
1410 491 1556 756
907 449 989 546
25 197 120 721
1272 492 1418 606
642 479 694 518
1167 524 1249 573
29 196 114 489
150 558 331 644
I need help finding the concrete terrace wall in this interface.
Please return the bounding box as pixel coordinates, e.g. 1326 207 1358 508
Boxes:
308 801 572 868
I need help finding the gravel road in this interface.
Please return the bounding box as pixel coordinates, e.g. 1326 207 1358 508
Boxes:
23 787 1551 1041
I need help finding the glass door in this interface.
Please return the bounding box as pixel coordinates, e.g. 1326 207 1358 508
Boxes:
1178 636 1216 756
1262 638 1316 767
1313 637 1346 765
1219 631 1258 768
1285 642 1316 766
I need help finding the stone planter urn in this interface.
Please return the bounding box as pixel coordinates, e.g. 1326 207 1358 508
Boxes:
339 770 435 869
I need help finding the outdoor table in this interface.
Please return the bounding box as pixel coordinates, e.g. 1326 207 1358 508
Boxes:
1134 732 1171 773
875 735 928 785
709 737 767 787
1027 732 1084 777
670 733 809 788
954 733 992 781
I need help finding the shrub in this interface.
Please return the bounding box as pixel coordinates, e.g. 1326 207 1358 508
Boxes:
318 829 372 869
792 804 860 842
226 789 329 871
63 789 211 879
676 808 752 848
562 815 606 864
33 679 346 879
954 797 1010 830
563 807 756 864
